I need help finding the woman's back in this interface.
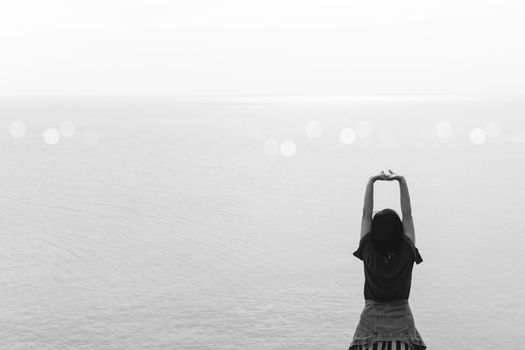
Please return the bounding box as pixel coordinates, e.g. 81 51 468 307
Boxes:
354 233 423 302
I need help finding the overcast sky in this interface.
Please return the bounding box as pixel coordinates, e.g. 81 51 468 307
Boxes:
1 0 524 96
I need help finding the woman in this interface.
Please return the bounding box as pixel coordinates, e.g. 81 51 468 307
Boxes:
348 170 427 350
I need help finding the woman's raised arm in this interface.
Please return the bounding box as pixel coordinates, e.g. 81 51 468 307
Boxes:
387 170 416 245
361 178 374 239
361 171 389 238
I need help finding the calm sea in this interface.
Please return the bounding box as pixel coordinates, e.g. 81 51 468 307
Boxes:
1 96 524 349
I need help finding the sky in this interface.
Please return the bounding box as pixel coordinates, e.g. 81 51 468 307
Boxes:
1 0 525 96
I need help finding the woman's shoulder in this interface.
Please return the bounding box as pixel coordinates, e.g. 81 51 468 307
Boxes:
353 231 375 261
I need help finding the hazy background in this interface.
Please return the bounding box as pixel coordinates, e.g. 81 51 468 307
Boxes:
1 1 525 349
1 0 525 96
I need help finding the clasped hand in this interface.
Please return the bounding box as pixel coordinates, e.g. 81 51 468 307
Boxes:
371 169 403 182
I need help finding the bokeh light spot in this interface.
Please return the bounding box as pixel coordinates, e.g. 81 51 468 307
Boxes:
305 121 322 138
485 121 502 138
435 121 453 138
469 128 487 145
263 138 280 155
340 128 357 144
59 121 76 138
9 121 26 138
280 140 297 157
43 128 60 144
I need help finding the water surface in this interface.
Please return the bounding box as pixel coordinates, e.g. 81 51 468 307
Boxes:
1 97 524 349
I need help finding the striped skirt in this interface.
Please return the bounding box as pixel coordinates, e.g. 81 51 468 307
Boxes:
353 341 412 350
348 299 426 350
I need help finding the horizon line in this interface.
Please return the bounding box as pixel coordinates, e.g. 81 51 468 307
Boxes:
1 93 525 103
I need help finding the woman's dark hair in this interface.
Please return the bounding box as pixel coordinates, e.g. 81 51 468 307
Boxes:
370 208 404 255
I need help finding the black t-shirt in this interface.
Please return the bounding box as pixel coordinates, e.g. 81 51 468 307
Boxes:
353 232 423 302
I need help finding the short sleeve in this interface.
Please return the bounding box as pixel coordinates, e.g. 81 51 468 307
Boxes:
402 234 423 264
353 232 373 261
